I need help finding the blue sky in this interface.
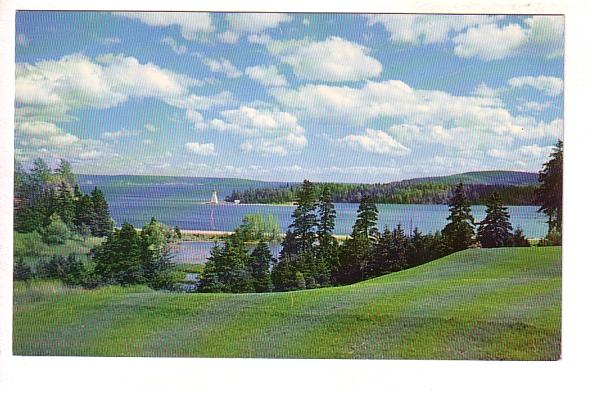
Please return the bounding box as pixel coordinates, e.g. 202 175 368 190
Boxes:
15 12 563 182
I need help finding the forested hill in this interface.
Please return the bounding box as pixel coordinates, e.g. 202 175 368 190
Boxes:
225 171 540 205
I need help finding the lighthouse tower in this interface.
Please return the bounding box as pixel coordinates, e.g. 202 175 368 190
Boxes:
209 190 219 204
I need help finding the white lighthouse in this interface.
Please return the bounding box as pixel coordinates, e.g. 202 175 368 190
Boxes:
209 190 219 204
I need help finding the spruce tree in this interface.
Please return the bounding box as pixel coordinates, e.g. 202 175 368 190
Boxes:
536 140 563 236
94 222 143 285
249 240 274 292
316 185 338 284
90 187 113 236
335 195 379 284
476 192 513 248
512 227 531 247
288 179 318 254
442 183 475 252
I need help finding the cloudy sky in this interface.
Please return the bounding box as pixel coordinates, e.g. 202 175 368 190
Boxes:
15 12 563 182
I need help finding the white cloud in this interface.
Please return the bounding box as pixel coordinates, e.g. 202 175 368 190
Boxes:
367 15 499 44
186 110 207 130
144 123 158 132
508 75 563 96
273 79 561 150
166 91 234 111
161 36 187 55
517 101 553 112
101 129 142 139
247 34 271 44
209 105 306 156
219 13 291 44
185 142 216 156
202 57 242 78
15 53 199 111
114 12 214 40
226 13 291 34
452 16 563 60
245 65 287 87
218 31 239 44
473 82 499 97
269 36 382 82
453 23 528 60
341 129 410 156
100 37 121 45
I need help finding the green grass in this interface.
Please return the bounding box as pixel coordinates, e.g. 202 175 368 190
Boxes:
13 247 561 359
14 231 103 269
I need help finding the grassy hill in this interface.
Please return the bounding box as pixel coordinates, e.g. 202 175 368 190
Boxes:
13 247 561 360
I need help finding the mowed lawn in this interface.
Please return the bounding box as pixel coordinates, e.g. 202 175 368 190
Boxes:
13 247 561 360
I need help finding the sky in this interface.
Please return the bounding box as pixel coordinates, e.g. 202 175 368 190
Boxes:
14 12 564 183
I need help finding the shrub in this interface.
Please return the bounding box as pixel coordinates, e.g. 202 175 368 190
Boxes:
539 230 561 246
42 213 71 244
14 258 33 281
512 227 531 247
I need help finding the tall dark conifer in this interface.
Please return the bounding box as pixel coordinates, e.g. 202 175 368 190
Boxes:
288 179 318 254
442 183 475 252
91 187 113 236
476 192 513 248
249 240 274 293
536 140 563 235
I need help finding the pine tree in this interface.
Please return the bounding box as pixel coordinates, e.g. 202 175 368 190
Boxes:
476 192 514 248
74 194 96 231
368 224 408 277
94 222 143 285
55 159 76 189
249 240 274 292
536 140 563 236
90 187 113 236
316 185 338 284
512 227 530 247
335 195 379 284
55 181 75 226
442 183 475 252
288 179 318 254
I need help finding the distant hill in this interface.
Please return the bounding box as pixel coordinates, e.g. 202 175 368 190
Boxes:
408 171 538 186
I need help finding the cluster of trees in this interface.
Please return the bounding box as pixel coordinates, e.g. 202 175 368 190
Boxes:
14 158 113 242
91 218 177 289
202 177 535 293
234 212 281 242
225 181 537 205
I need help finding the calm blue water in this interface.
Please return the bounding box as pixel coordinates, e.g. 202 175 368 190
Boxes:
170 241 282 264
79 175 547 238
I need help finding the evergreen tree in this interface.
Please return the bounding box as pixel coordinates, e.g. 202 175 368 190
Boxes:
55 181 75 226
442 183 475 252
476 192 514 248
368 224 408 278
351 195 379 240
90 187 113 236
316 185 338 284
536 140 563 236
55 159 76 188
74 194 96 231
249 240 274 292
512 227 531 247
288 179 318 254
334 196 379 284
140 217 173 288
94 222 143 285
199 235 254 293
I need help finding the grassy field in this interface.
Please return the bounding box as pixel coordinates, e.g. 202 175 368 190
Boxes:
13 246 561 359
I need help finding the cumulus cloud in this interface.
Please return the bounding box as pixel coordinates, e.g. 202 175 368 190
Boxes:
161 36 187 54
209 105 307 156
452 16 563 60
15 53 199 111
453 23 528 60
226 13 291 34
185 142 216 156
114 12 214 40
341 129 410 156
272 79 562 150
202 57 242 78
245 65 287 87
268 36 382 82
517 101 553 112
219 13 291 43
367 15 499 44
508 75 563 96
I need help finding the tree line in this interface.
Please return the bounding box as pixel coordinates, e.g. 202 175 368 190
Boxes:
225 181 538 205
14 158 113 242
